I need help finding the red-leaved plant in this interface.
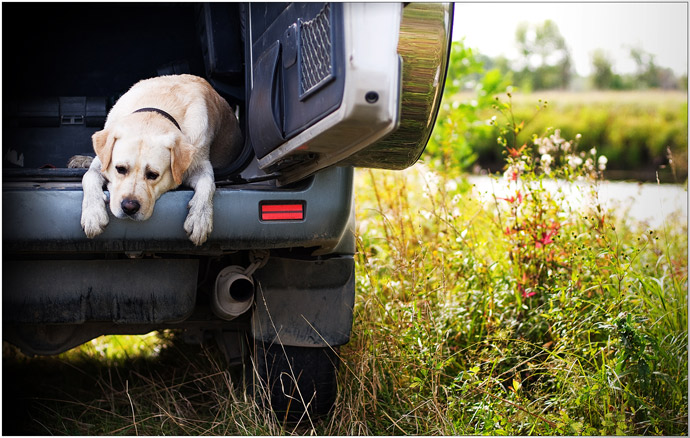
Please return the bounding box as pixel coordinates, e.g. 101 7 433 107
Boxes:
491 94 608 302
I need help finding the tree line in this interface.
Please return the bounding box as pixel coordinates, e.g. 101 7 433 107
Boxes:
474 20 687 91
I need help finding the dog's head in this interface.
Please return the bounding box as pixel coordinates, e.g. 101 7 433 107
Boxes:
92 115 195 221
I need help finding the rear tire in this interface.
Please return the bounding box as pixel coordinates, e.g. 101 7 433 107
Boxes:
247 340 340 422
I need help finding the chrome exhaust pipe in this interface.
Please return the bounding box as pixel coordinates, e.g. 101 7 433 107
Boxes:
212 265 255 320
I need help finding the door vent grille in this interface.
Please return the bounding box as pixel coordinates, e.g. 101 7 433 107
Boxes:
299 3 333 98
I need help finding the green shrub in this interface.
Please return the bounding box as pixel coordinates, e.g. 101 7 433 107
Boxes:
425 40 511 177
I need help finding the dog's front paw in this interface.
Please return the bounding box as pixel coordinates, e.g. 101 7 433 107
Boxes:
184 203 213 246
81 203 109 238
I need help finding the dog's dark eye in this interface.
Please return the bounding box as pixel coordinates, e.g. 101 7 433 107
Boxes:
145 171 159 180
116 166 127 175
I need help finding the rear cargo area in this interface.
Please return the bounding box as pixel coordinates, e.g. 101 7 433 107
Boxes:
3 3 245 174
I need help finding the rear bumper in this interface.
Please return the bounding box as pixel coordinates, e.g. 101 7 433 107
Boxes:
3 166 355 255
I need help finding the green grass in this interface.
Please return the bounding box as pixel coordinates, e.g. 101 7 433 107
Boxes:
3 108 687 435
346 162 687 435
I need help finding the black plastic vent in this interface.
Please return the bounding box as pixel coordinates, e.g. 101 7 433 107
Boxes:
299 3 334 98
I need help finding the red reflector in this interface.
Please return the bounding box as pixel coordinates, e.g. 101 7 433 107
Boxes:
260 202 304 221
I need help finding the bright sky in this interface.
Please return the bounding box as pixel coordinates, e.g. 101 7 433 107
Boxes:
452 2 688 77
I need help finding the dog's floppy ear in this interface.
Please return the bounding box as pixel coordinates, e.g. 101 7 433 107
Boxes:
92 130 115 170
171 142 196 185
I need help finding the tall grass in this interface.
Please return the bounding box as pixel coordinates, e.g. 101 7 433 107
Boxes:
334 97 687 434
343 161 687 434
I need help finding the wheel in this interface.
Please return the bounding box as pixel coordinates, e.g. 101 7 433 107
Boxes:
247 340 340 422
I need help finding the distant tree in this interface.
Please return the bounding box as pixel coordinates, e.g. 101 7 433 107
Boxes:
514 20 573 90
591 49 613 89
590 49 627 90
630 47 661 88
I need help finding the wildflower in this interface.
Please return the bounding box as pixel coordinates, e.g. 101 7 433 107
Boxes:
498 190 523 205
541 154 553 168
536 136 555 155
598 155 608 171
522 289 537 298
590 147 597 156
503 161 526 182
540 158 553 176
456 228 469 242
567 155 583 169
535 228 557 248
518 273 537 298
424 170 440 186
507 144 527 158
422 169 440 198
504 166 519 182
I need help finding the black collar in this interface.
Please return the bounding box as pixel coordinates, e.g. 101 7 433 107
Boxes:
132 107 181 131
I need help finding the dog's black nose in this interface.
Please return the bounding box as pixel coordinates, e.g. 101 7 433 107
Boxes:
121 199 140 216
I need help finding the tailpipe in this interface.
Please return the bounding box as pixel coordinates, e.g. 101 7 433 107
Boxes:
212 266 255 320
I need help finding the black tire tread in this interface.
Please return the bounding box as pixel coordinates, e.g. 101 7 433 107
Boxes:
248 341 340 422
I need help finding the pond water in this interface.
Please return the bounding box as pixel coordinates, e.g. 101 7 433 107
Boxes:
466 175 688 229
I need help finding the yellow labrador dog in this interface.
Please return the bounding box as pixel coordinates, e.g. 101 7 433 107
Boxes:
80 74 242 245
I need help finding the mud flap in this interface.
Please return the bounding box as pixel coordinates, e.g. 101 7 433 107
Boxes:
250 256 355 347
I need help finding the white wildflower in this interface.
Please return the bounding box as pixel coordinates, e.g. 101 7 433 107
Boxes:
598 155 608 171
567 155 583 169
536 136 555 155
422 170 439 198
424 170 440 187
455 228 469 242
541 153 553 167
388 280 401 290
540 153 553 174
503 162 525 182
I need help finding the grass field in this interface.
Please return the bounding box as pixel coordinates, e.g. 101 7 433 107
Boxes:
3 92 688 435
483 89 688 106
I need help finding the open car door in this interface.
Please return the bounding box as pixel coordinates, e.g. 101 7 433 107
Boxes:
245 3 454 185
